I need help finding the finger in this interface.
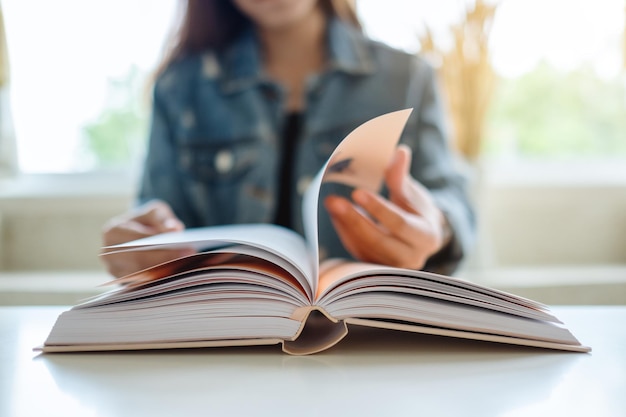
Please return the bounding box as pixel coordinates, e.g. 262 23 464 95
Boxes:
384 145 412 209
331 209 426 269
350 189 442 266
384 145 434 218
324 196 376 260
324 196 415 266
135 201 185 233
103 201 186 246
384 148 440 220
403 178 442 222
102 221 156 247
352 188 428 246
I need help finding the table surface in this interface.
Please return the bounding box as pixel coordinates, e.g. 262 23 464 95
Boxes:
1 305 624 417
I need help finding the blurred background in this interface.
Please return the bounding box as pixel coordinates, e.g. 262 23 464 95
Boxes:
0 0 624 305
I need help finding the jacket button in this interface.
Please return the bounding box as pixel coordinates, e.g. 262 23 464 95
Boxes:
297 176 312 195
215 150 234 174
181 110 196 129
202 53 220 78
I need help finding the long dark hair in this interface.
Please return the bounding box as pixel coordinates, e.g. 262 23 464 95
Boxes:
155 0 362 77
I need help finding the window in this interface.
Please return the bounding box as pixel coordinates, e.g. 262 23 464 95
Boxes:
357 0 626 166
5 0 625 176
3 0 176 174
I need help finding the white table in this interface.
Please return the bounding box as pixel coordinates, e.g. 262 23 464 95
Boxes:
1 306 624 417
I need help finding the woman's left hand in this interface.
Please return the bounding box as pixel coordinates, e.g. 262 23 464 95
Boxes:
324 144 451 270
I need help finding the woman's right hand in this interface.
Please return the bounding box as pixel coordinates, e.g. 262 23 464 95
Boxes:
101 200 194 278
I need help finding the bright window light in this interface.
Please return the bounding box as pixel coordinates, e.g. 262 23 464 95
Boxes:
357 0 624 79
3 0 625 174
3 0 176 173
357 0 626 160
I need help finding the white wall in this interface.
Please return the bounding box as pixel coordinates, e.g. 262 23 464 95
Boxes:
0 194 129 270
475 185 626 268
0 174 133 270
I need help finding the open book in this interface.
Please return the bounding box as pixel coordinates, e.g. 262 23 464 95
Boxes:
39 110 590 355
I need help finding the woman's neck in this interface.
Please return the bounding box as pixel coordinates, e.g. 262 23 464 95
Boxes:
258 8 327 111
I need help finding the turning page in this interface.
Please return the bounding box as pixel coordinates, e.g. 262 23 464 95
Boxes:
302 109 413 295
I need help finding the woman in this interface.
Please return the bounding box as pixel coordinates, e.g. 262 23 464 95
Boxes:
102 0 475 278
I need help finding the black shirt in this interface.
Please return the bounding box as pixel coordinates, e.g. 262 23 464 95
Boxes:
274 112 302 229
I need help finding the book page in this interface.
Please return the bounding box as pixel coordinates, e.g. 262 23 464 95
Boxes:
314 261 584 347
82 258 312 309
109 246 309 296
103 224 315 298
316 260 556 322
302 109 413 295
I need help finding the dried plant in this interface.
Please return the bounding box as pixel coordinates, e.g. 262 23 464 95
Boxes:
418 0 499 161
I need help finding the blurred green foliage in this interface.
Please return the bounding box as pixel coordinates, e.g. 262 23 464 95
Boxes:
81 66 149 168
485 62 626 158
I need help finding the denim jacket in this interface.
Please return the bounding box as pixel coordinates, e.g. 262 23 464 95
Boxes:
138 18 475 274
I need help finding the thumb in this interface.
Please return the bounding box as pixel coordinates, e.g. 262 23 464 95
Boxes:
384 144 412 207
137 201 185 233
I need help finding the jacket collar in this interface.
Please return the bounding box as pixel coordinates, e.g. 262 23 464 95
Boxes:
326 17 375 75
214 17 376 94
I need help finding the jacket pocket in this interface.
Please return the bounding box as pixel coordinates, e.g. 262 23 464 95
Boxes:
177 137 275 225
178 138 260 185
